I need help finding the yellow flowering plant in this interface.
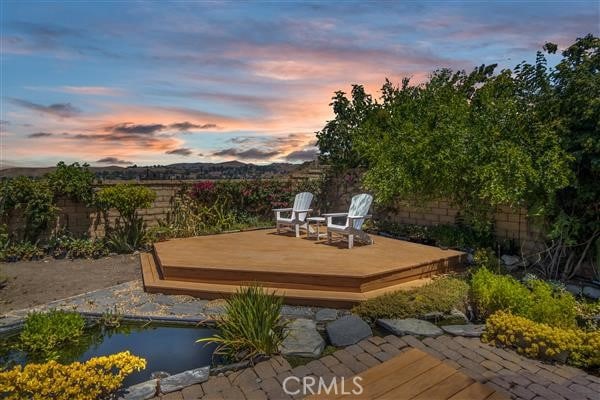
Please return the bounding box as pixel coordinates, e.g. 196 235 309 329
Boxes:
483 311 600 369
0 351 146 400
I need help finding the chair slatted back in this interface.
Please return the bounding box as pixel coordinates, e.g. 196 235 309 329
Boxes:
292 192 314 222
347 193 373 229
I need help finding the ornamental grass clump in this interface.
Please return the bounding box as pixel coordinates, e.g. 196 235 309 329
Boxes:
197 285 288 362
0 351 146 400
19 310 86 361
483 311 600 369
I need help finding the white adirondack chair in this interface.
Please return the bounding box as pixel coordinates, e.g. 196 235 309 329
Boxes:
324 193 373 249
273 192 314 237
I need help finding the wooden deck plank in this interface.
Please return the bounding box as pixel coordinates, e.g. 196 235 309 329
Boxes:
447 382 496 400
311 349 428 400
411 373 474 400
143 229 465 307
304 349 508 400
373 362 458 399
154 229 464 278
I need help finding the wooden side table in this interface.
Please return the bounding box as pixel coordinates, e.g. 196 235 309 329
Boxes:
306 216 326 239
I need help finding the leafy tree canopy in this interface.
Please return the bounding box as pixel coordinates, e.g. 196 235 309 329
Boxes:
317 35 599 277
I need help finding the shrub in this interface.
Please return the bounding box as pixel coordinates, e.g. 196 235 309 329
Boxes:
471 268 578 328
576 300 600 331
0 351 146 400
352 276 469 322
0 177 58 242
96 184 156 223
96 184 156 251
46 162 95 204
470 267 533 318
527 280 578 329
19 310 86 360
472 248 500 272
197 285 288 361
47 232 108 259
483 311 600 369
1 241 44 262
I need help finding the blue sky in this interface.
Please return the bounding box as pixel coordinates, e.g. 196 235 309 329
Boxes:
1 0 598 167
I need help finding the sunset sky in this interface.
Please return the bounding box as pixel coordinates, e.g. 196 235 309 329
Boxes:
1 1 597 167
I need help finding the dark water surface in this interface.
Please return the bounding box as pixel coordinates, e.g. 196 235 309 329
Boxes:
1 322 219 387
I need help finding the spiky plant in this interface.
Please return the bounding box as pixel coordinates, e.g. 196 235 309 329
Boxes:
197 285 288 362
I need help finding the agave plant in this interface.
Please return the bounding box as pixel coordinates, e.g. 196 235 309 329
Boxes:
197 285 288 362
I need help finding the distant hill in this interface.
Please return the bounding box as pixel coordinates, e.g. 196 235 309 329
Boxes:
0 161 319 180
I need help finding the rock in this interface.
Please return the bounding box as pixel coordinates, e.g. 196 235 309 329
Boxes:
445 309 469 324
501 254 521 266
120 379 158 400
315 308 338 322
441 324 486 337
170 302 205 316
281 305 315 319
159 366 210 394
326 315 372 346
136 303 161 314
583 286 600 300
377 318 443 337
203 299 228 316
466 253 474 264
150 371 170 380
421 311 445 321
565 284 582 296
152 294 176 306
280 318 325 358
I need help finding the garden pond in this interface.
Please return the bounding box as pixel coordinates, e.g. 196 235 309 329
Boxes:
0 321 219 387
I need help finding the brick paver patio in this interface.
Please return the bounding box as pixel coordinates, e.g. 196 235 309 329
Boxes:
151 334 600 400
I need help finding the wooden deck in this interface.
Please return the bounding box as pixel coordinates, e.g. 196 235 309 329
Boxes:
305 348 508 400
141 229 465 307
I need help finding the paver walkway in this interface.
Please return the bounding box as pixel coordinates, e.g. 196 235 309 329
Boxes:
153 334 600 400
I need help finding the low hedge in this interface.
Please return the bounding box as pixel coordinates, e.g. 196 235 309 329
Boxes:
352 276 469 322
483 311 600 369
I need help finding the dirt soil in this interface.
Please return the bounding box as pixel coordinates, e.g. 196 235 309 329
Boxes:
0 254 141 313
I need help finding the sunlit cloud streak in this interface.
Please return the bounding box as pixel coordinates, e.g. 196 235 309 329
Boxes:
2 1 597 166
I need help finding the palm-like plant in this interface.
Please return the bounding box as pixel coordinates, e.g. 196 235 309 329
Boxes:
197 285 288 362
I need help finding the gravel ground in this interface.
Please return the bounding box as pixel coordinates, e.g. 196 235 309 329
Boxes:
0 254 140 312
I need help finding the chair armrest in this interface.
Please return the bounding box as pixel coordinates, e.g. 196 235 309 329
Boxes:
322 212 348 217
272 208 293 212
348 214 372 220
293 209 313 213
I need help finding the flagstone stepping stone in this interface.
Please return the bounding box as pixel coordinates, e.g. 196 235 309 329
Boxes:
136 303 161 314
377 318 443 337
315 308 338 322
120 379 158 400
327 315 372 346
160 366 210 394
203 299 227 315
441 324 486 337
151 294 176 306
281 305 315 319
169 302 205 316
280 318 325 358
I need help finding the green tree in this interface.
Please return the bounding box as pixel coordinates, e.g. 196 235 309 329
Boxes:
316 85 374 169
318 36 599 278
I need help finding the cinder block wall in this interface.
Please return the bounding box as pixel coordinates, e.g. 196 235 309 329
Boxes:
5 177 546 253
323 172 545 253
